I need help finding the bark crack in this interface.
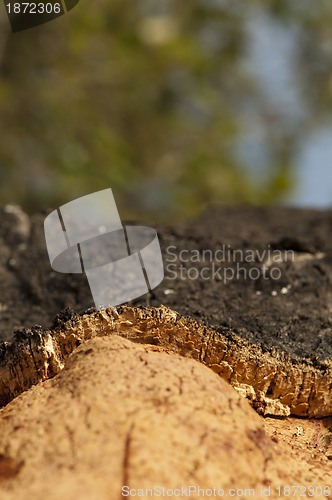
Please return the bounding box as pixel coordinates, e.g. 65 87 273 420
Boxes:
120 422 135 499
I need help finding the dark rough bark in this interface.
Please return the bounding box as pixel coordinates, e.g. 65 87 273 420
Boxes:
1 205 332 363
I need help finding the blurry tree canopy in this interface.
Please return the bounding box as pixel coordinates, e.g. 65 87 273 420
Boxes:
0 0 332 220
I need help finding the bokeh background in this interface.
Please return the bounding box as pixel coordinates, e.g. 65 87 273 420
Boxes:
0 0 332 221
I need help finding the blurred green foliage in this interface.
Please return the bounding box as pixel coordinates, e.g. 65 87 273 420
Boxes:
0 0 332 220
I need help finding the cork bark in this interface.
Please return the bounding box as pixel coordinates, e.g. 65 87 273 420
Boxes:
0 306 330 417
0 335 330 499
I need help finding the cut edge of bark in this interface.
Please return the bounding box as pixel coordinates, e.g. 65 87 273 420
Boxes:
0 305 331 418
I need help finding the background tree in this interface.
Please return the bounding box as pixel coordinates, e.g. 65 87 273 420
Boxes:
0 0 331 220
